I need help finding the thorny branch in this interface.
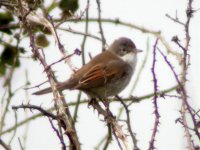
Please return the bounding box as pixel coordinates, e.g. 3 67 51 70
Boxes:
149 39 160 150
48 118 66 150
89 99 130 150
2 85 178 137
116 96 139 150
12 104 57 120
29 34 80 149
166 0 200 148
158 48 200 143
48 16 77 72
1 0 199 149
12 0 81 149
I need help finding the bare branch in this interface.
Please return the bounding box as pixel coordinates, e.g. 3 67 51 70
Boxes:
12 104 57 120
165 14 185 26
96 0 107 51
89 99 130 150
0 138 11 150
48 118 66 150
116 96 139 150
149 39 160 150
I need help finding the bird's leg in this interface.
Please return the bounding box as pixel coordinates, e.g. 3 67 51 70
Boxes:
88 98 97 108
88 98 114 119
89 99 108 117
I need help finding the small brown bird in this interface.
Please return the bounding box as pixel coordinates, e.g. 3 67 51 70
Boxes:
33 37 142 99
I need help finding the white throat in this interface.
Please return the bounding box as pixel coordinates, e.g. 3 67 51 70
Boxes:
121 52 137 69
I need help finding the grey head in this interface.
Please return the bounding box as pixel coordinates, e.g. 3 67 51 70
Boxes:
109 37 141 56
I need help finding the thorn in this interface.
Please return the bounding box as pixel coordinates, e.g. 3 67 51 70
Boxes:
74 48 81 55
171 35 179 42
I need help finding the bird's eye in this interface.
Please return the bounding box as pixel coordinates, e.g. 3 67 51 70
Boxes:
121 48 126 52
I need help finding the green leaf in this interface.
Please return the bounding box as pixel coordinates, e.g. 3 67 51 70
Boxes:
0 12 14 25
36 34 49 47
0 12 14 35
15 58 20 67
59 0 79 16
19 47 26 54
0 29 12 35
0 44 17 66
0 63 6 75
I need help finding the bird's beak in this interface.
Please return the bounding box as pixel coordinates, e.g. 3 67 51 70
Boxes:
136 49 143 53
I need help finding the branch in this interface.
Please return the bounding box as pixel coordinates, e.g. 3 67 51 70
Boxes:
89 99 130 150
65 17 182 57
149 39 160 150
48 118 66 150
165 14 184 26
102 125 112 150
116 96 139 150
81 0 90 65
48 16 77 72
96 0 106 51
58 27 103 42
158 48 200 142
12 104 57 120
130 37 150 94
0 138 11 150
0 85 178 136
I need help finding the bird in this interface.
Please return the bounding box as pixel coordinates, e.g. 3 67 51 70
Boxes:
33 37 142 99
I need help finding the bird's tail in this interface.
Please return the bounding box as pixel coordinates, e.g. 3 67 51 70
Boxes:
32 81 73 95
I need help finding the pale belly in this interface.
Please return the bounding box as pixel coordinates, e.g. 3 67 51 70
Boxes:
83 73 132 99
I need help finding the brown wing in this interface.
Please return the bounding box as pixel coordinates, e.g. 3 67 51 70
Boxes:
74 60 129 90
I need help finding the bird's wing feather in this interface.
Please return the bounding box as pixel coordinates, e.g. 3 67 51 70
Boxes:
74 60 129 89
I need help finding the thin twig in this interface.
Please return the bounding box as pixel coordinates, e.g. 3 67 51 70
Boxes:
165 14 185 26
130 37 150 94
66 17 181 57
81 0 90 65
48 118 66 150
55 3 89 28
113 130 123 150
158 48 200 141
73 91 82 125
44 51 77 71
12 104 57 120
0 139 11 150
102 125 112 150
96 0 106 51
116 96 139 150
90 99 130 150
22 70 30 149
18 137 24 150
166 1 197 147
24 80 49 90
149 39 160 150
8 111 18 145
58 27 102 42
48 16 76 72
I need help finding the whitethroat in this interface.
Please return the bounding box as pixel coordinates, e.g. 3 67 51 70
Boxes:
33 37 142 99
